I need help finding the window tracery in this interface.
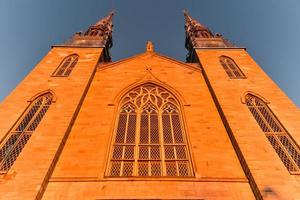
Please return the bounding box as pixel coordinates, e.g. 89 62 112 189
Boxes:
0 93 53 173
245 94 300 173
52 54 79 76
107 83 193 177
219 56 246 79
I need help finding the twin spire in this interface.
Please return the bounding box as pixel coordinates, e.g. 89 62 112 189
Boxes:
62 10 233 62
183 10 234 62
184 10 213 42
63 11 114 61
94 11 114 27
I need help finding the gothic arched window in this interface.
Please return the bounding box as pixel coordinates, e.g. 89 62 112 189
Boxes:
245 94 300 173
107 83 193 177
0 93 53 173
52 54 79 77
219 56 246 79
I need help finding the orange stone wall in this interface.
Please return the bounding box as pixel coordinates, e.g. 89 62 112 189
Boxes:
0 47 103 199
195 48 300 199
41 52 255 199
1 46 299 200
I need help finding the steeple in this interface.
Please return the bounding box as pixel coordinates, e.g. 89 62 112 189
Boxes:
62 11 114 61
184 10 234 62
184 10 214 40
85 10 114 43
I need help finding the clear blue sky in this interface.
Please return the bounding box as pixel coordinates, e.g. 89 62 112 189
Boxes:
0 0 299 107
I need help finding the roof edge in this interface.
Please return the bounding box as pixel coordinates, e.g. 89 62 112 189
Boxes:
97 52 202 72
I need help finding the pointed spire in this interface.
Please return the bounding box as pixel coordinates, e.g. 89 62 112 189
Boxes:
146 41 154 52
94 11 115 26
183 10 234 62
183 10 205 28
94 10 114 27
62 11 115 62
183 10 192 23
84 11 114 42
184 10 213 41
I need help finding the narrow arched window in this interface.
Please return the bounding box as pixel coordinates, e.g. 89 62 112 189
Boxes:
0 93 53 173
110 103 137 176
219 56 246 79
245 94 300 173
107 83 193 177
52 54 79 77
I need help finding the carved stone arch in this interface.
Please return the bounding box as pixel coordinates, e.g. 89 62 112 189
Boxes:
52 53 79 76
113 80 188 107
219 55 231 59
58 53 79 64
68 53 79 57
119 102 137 114
219 55 238 63
28 89 57 103
141 101 158 113
108 78 194 177
241 91 269 104
162 103 179 114
107 82 194 177
219 55 246 79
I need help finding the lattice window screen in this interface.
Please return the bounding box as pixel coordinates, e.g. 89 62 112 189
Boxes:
108 83 193 177
138 103 161 176
110 104 136 176
246 94 300 173
162 104 190 176
52 54 79 77
219 56 246 79
0 93 53 173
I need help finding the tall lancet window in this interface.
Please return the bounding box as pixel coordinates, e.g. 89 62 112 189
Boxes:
0 93 53 173
219 56 246 79
107 83 193 177
52 54 79 77
245 94 300 173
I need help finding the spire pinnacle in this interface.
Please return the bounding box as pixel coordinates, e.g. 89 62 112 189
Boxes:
146 41 154 52
184 10 211 39
183 10 192 22
94 10 114 26
183 10 204 27
62 11 115 62
183 10 234 62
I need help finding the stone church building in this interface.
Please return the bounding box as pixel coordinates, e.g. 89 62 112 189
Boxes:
0 11 299 200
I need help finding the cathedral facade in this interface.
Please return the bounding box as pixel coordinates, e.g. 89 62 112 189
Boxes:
0 11 299 200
